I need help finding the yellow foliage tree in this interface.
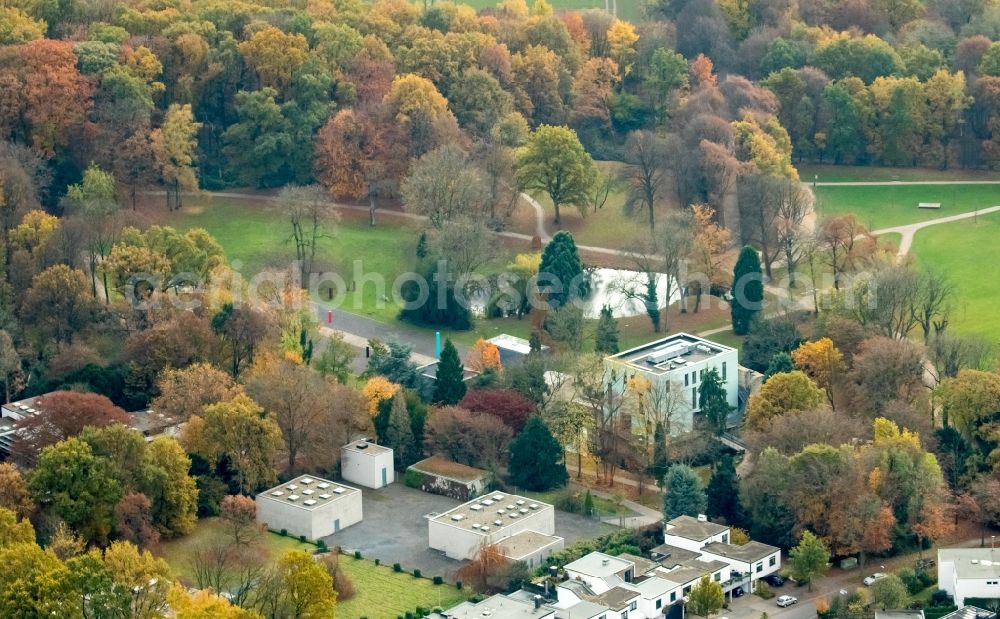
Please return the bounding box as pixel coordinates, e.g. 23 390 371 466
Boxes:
167 584 263 618
466 339 502 372
9 209 59 254
362 376 400 415
791 338 844 405
745 370 825 430
607 20 639 80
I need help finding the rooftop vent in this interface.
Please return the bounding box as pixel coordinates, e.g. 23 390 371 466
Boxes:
303 499 316 506
697 514 708 522
451 514 465 521
516 500 525 506
356 442 368 449
271 491 284 496
529 503 539 510
602 559 610 566
286 484 298 491
519 508 528 514
470 505 483 511
506 504 515 510
492 494 504 501
302 489 314 495
317 482 330 489
696 344 713 353
481 526 490 532
287 495 299 501
482 500 494 506
319 494 331 499
647 342 691 365
300 477 314 484
497 509 505 514
509 513 519 519
494 520 503 526
332 487 345 494
472 523 481 529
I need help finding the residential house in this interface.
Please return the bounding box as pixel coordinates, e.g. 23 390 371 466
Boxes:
938 548 1000 608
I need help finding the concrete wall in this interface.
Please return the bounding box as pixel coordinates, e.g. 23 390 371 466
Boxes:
256 491 363 540
341 447 394 489
429 505 555 561
407 468 486 501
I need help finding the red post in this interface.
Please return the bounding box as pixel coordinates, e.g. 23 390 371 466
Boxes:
327 309 333 324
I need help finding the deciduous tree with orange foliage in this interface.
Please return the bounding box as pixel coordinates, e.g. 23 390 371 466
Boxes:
465 338 502 372
792 338 844 407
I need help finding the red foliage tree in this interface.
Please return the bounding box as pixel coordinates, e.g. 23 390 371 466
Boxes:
459 388 536 432
114 492 160 550
19 40 94 156
14 390 128 463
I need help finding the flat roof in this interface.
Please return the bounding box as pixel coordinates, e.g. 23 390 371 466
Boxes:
665 515 730 541
498 530 563 561
127 409 182 436
417 361 480 381
609 333 734 376
617 552 659 576
443 594 554 619
431 492 552 535
556 601 609 619
651 543 703 567
488 334 549 354
631 575 677 598
564 552 634 579
655 560 727 587
410 455 487 482
940 607 997 619
940 548 1000 579
257 474 360 511
591 586 639 610
341 439 392 456
702 541 779 563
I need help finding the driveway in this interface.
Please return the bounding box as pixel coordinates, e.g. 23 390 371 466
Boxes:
322 483 615 579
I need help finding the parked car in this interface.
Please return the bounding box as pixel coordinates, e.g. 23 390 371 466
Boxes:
776 595 798 607
732 587 745 598
763 574 785 587
863 573 888 586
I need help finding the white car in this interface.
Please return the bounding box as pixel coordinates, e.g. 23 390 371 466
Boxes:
864 573 888 586
776 595 798 608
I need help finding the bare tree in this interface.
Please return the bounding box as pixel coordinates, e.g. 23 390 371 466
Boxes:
737 172 781 279
852 266 921 339
774 179 814 288
657 208 695 317
818 214 873 289
928 332 994 382
912 268 954 343
622 130 670 230
277 185 337 285
401 145 488 229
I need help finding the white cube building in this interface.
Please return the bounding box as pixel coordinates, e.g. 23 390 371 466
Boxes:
605 333 739 435
256 475 362 540
340 439 394 489
429 492 558 561
938 548 1000 608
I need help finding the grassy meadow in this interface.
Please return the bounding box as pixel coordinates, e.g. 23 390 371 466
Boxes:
814 183 1000 230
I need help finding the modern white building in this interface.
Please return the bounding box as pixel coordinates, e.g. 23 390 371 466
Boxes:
440 593 555 619
498 530 565 569
340 439 393 489
428 491 558 561
938 548 1000 608
662 514 780 593
488 334 549 366
255 475 362 540
605 334 739 435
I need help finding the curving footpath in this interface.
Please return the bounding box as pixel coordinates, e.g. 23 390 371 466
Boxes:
872 205 1000 257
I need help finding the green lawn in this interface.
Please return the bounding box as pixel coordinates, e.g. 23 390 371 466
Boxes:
458 0 645 23
157 519 470 619
814 183 1000 230
910 210 1000 337
166 195 417 323
157 518 315 586
799 164 1000 183
335 555 469 619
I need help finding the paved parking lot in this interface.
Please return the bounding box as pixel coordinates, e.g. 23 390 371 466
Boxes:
322 482 616 579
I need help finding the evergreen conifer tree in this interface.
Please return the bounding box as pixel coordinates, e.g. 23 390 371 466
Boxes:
731 245 763 335
538 231 586 308
434 339 466 405
663 463 707 519
595 305 620 354
508 416 568 491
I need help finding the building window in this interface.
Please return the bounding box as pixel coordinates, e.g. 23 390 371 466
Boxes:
700 369 705 380
630 602 637 611
722 362 727 380
714 572 721 581
756 563 763 573
692 388 697 407
722 534 729 544
685 374 689 386
671 592 677 602
657 600 663 610
684 586 691 595
769 556 776 567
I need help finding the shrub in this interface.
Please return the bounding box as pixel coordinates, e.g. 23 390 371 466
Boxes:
416 608 427 616
405 612 414 619
456 581 463 590
374 558 380 566
393 563 402 572
354 550 361 559
299 535 306 543
279 528 287 536
897 568 923 595
404 468 422 488
917 569 935 589
433 576 443 585
317 540 328 551
756 581 774 599
930 590 953 606
413 568 422 578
